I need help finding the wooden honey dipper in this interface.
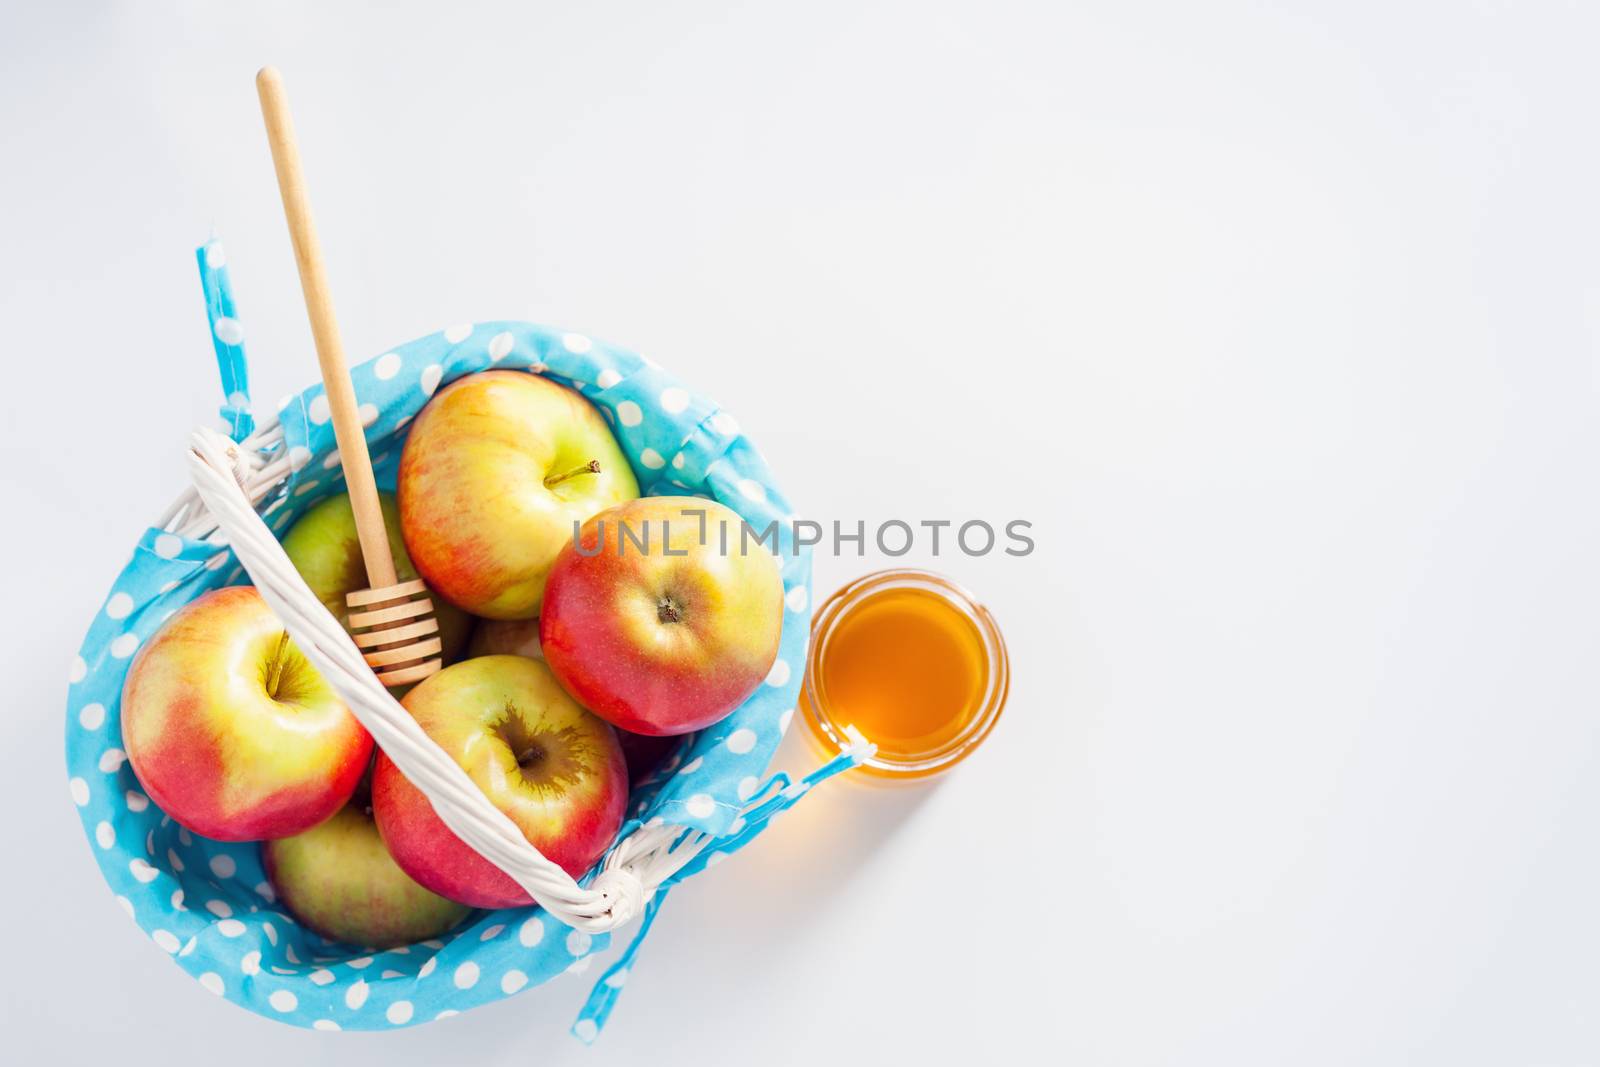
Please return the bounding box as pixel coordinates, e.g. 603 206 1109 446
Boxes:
256 67 442 689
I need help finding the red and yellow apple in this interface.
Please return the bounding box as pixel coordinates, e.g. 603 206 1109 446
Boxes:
372 654 628 909
540 497 784 736
282 490 471 661
121 586 371 841
398 371 638 620
465 622 673 781
262 789 469 949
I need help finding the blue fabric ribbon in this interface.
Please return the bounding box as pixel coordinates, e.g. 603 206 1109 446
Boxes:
571 744 872 1042
195 239 254 441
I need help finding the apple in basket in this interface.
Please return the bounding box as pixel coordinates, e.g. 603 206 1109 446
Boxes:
398 370 639 620
121 586 371 840
372 654 628 909
282 490 472 661
467 620 677 783
262 780 469 949
540 497 784 736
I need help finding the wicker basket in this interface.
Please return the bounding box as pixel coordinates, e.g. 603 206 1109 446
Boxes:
64 242 865 1038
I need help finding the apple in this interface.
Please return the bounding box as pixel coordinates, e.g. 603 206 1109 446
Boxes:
281 490 471 662
262 786 469 949
398 370 639 620
539 497 784 736
466 622 673 782
121 586 371 841
466 617 543 661
372 654 628 909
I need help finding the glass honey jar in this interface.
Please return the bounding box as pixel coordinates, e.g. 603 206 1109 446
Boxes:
800 569 1009 781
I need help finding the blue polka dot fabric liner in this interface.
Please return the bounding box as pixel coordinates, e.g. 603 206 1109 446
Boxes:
64 242 865 1038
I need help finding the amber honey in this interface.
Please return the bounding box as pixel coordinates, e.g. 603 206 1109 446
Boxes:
801 570 1008 780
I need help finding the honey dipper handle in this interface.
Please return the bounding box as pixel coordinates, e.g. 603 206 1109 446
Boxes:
256 66 398 590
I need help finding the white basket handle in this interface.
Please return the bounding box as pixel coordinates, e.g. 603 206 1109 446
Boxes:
185 426 714 932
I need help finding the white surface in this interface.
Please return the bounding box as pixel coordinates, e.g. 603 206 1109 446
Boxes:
2 2 1598 1064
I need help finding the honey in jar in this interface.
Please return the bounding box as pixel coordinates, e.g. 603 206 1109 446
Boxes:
801 569 1008 780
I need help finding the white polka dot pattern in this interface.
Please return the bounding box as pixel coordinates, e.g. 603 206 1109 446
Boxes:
374 352 402 380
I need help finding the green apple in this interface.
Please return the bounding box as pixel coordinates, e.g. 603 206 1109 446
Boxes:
398 370 639 619
263 790 469 949
282 491 471 661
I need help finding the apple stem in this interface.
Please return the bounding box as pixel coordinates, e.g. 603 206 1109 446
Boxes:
265 631 292 700
658 596 683 624
544 459 601 488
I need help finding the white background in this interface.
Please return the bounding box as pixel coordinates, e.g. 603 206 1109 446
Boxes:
3 2 1599 1064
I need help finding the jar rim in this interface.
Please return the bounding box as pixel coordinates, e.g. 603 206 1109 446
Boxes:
801 568 1009 779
